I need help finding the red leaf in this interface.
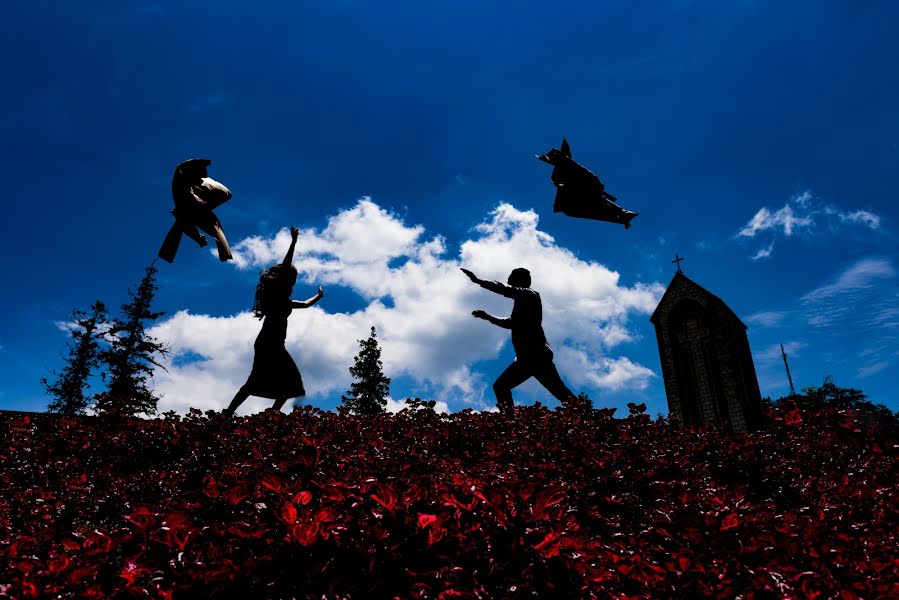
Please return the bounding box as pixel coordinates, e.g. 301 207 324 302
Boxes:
290 522 319 546
721 512 740 530
293 490 314 505
119 561 150 586
281 501 298 524
226 483 250 505
369 483 398 511
61 533 85 551
201 474 219 498
260 474 283 494
48 555 71 574
314 507 341 523
11 557 41 574
66 564 98 585
417 513 438 529
532 488 566 520
170 526 191 551
298 444 319 467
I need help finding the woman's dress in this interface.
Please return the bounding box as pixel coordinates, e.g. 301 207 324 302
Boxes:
241 297 305 399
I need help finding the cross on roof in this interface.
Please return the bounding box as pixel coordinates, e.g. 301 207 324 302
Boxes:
672 253 685 272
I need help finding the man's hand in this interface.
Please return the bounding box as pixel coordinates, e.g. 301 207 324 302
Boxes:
472 309 489 320
290 226 299 241
460 268 479 283
317 286 324 297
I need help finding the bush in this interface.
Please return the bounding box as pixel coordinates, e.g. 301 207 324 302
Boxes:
0 401 896 598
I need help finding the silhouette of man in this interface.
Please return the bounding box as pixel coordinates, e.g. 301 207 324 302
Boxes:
461 267 575 413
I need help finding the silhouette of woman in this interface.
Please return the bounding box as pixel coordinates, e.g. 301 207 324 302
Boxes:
223 226 323 415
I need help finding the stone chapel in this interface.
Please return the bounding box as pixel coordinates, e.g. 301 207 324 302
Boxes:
650 268 764 432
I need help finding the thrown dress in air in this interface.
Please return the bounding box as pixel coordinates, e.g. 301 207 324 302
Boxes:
241 296 305 399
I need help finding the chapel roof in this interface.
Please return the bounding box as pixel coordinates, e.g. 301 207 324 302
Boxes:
649 271 747 329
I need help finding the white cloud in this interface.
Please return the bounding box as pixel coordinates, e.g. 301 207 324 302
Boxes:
385 397 449 414
799 258 898 334
736 190 882 258
801 259 895 303
753 342 806 395
857 361 890 379
745 311 787 328
555 346 655 392
738 205 812 238
794 190 813 206
754 341 806 366
751 240 775 261
839 210 880 229
152 200 665 415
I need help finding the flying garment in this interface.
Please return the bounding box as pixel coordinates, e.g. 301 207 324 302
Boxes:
537 138 638 229
158 158 233 263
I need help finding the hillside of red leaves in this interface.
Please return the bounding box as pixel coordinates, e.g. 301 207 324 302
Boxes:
1 400 897 599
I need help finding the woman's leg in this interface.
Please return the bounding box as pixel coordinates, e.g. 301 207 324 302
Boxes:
223 387 250 416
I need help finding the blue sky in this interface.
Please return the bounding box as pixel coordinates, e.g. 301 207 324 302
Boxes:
2 2 897 415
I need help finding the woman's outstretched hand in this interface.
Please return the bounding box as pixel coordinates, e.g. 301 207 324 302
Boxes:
472 309 488 320
317 286 324 297
290 226 299 241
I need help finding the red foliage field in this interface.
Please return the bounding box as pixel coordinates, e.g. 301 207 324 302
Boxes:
1 400 897 599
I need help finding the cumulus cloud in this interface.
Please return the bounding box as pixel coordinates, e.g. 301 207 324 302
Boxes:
736 190 882 259
151 199 664 415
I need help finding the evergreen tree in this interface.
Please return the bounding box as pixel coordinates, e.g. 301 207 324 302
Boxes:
801 376 868 409
97 263 170 417
341 326 390 415
43 301 108 415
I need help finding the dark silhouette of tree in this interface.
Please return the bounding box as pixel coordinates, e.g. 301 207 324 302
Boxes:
801 376 868 409
341 326 390 415
96 263 170 417
796 376 895 424
43 301 108 415
573 391 593 410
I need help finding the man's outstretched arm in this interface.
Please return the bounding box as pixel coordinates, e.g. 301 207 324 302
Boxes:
472 309 511 329
460 268 519 298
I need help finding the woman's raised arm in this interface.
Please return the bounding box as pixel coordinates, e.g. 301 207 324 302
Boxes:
282 226 299 267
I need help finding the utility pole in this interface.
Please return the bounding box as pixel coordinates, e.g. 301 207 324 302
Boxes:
780 344 796 396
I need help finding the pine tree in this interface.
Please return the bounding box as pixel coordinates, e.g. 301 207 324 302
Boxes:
97 263 170 417
43 301 108 415
341 326 390 415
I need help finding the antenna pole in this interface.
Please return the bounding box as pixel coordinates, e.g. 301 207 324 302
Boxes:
781 344 796 396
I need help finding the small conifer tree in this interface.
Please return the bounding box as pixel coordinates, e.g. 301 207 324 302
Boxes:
43 300 108 415
97 263 170 417
341 326 390 415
